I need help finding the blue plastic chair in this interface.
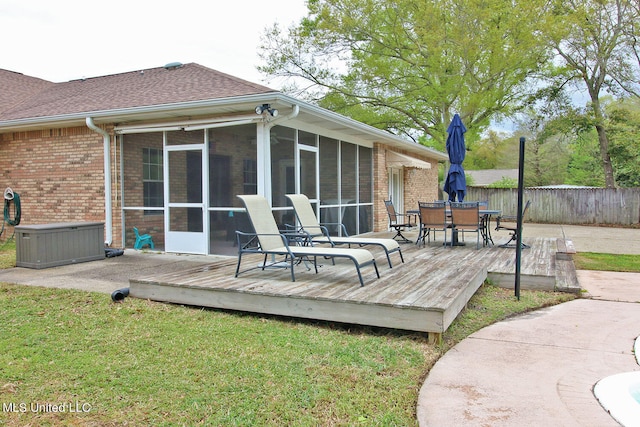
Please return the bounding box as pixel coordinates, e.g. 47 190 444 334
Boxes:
133 227 155 249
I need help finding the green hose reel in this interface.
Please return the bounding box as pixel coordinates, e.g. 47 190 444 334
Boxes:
1 187 21 239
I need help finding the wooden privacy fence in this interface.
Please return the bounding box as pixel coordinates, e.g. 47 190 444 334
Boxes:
465 187 640 225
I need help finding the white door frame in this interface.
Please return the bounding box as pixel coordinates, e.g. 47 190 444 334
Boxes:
164 142 208 254
296 142 320 211
388 167 404 214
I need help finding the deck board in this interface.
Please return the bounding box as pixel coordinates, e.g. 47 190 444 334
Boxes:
130 236 579 334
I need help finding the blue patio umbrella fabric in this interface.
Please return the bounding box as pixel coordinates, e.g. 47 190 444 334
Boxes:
443 114 467 202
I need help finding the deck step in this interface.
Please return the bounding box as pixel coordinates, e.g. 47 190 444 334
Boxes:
555 259 581 294
556 238 576 260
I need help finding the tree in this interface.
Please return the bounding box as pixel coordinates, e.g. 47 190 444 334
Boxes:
258 0 553 146
546 0 640 188
525 95 640 188
511 109 572 186
606 97 640 187
566 129 605 187
464 130 519 170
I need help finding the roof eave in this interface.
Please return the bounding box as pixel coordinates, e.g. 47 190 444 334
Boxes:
0 92 282 132
0 91 449 162
292 98 449 161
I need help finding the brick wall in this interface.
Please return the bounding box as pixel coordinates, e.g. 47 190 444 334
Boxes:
404 165 439 209
372 144 440 232
373 143 389 232
0 125 122 246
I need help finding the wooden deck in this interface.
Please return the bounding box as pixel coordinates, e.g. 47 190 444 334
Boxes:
129 234 579 341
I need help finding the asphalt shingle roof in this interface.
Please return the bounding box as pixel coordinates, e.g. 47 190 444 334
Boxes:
0 69 54 115
0 63 276 121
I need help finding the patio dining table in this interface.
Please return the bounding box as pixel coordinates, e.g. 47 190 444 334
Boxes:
408 208 501 247
479 209 501 246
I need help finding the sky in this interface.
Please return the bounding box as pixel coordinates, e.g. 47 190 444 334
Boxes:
1 0 592 136
0 0 308 85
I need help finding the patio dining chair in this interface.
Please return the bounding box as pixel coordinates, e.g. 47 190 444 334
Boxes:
495 200 532 248
235 195 380 286
449 202 482 249
384 200 417 243
416 201 449 246
286 194 404 268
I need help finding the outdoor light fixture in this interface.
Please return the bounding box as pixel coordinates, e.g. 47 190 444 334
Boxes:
255 104 278 117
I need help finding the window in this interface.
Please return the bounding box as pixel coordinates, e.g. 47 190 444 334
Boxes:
243 159 257 194
143 148 163 214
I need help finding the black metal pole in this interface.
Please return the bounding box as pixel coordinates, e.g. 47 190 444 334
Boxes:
515 137 525 300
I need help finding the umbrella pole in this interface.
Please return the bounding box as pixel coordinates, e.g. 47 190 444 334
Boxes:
448 192 464 246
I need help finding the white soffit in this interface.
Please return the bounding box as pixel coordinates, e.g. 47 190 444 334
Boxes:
387 151 432 169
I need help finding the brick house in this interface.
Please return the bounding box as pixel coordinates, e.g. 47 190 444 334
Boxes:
0 63 447 255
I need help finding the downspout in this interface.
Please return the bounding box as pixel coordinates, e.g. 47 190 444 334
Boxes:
265 104 300 130
86 117 113 246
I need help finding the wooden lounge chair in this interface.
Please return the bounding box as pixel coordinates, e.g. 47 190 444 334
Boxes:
235 195 380 286
495 200 531 248
285 194 404 268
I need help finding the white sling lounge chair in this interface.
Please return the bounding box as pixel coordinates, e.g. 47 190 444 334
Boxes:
235 195 380 287
285 194 404 268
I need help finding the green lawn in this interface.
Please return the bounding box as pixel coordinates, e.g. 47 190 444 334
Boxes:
0 239 16 269
0 237 581 426
573 252 640 272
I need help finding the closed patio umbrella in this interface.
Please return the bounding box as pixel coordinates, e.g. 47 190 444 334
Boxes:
443 114 467 202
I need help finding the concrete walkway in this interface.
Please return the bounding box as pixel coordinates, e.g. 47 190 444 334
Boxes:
417 225 640 427
0 250 218 295
518 223 640 255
